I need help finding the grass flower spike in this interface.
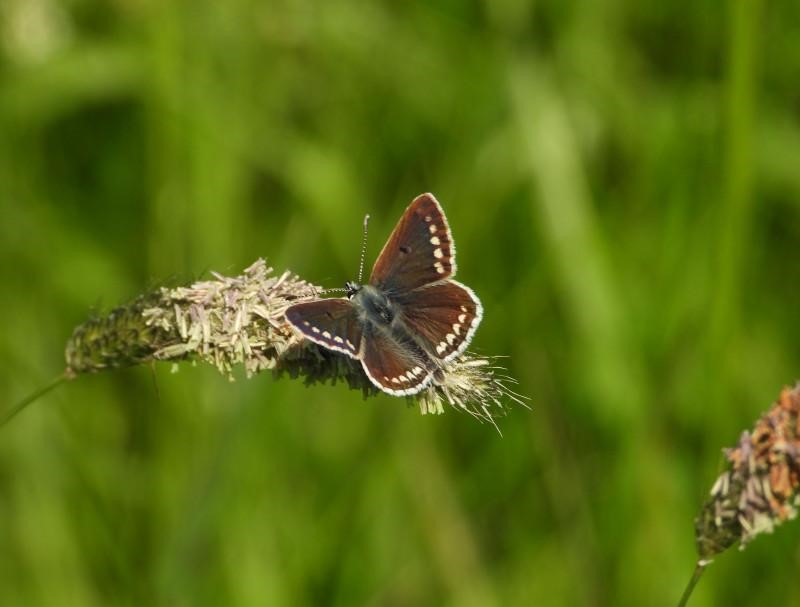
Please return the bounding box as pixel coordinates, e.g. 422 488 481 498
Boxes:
695 383 800 559
64 260 523 424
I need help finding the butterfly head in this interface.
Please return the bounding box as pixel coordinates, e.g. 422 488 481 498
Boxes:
345 281 362 299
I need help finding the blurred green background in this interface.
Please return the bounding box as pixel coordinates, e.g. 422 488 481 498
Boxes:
2 0 800 605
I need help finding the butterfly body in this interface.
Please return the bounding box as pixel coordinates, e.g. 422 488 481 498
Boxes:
350 284 397 327
285 193 482 396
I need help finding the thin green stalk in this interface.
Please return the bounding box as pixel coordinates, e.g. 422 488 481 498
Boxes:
0 374 69 429
677 561 709 607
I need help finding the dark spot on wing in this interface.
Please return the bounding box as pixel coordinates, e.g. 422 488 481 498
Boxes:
399 245 411 255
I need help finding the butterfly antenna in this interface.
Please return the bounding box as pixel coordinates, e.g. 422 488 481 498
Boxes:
357 214 370 283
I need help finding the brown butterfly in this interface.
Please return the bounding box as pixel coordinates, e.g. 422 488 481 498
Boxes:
285 193 482 395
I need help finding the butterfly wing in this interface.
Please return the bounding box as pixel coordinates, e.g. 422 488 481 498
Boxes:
369 193 456 292
284 299 363 359
396 279 483 363
359 324 435 396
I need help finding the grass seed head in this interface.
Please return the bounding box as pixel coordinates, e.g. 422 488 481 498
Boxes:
695 384 800 559
65 259 522 421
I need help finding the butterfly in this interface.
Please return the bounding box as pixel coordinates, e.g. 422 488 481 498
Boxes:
284 193 483 396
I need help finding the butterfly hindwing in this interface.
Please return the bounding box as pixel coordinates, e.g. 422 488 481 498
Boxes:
369 193 456 292
396 279 483 363
359 323 435 396
284 299 362 359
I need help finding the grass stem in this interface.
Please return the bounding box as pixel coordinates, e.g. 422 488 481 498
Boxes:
676 561 708 607
0 374 69 429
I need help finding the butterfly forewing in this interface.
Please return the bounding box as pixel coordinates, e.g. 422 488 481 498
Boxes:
359 324 435 395
396 280 482 363
369 193 456 292
284 299 362 359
